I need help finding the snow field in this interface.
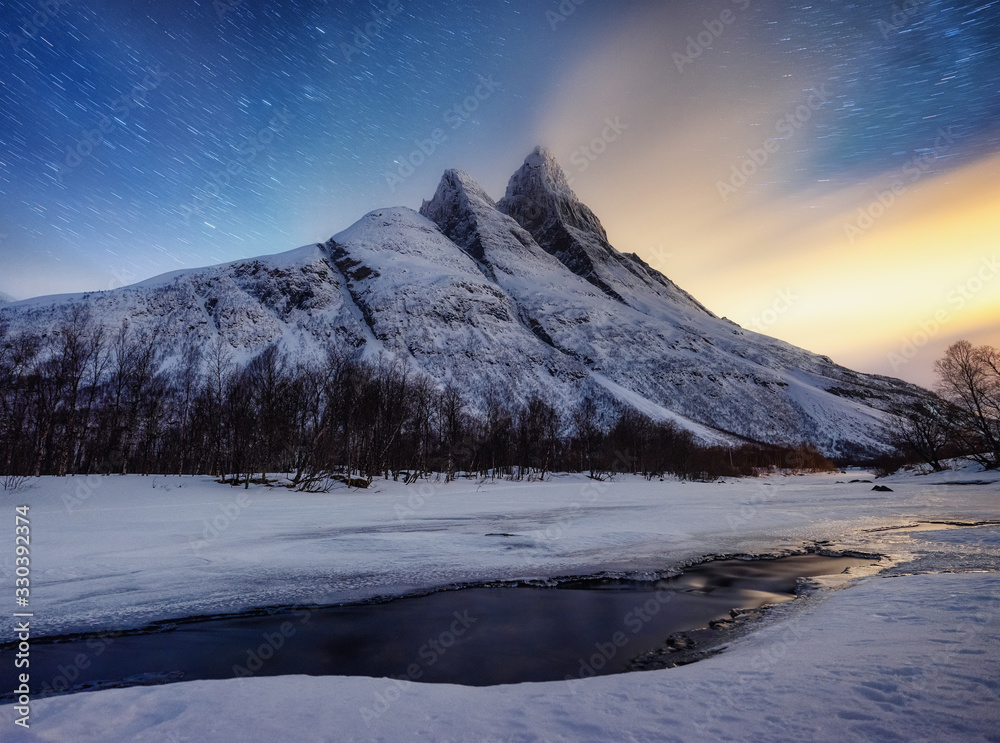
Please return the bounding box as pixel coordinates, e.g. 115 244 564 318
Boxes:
1 465 998 741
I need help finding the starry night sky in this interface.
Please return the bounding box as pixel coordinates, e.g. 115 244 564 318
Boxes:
1 0 998 384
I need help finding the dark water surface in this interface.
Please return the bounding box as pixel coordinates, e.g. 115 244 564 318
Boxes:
2 554 872 698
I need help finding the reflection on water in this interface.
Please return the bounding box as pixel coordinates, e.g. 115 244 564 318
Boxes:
1 554 872 698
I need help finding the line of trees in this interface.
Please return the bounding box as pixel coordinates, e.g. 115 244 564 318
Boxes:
885 340 1000 472
0 309 836 488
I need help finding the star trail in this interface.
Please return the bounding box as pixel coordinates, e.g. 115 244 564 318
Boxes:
1 0 998 384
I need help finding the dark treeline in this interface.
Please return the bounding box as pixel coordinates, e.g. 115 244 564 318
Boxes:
0 310 836 488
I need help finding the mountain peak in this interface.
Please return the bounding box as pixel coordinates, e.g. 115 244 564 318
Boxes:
497 148 626 301
499 148 608 241
420 169 507 263
422 169 496 216
497 148 715 318
522 145 564 173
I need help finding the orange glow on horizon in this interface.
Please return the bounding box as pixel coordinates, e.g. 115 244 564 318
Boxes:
532 12 999 389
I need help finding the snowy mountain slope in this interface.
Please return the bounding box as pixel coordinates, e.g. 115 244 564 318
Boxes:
419 165 926 452
322 207 585 408
493 150 908 387
419 169 813 444
498 146 714 319
0 244 371 364
418 170 725 430
0 149 932 455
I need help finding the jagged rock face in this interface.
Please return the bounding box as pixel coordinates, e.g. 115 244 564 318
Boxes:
420 170 504 266
418 164 930 453
421 169 569 274
0 149 933 456
0 245 372 364
499 147 610 243
498 147 712 318
498 148 620 298
321 207 584 409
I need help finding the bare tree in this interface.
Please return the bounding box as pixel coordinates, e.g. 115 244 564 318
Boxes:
174 339 202 476
0 327 41 475
76 322 109 473
934 341 1000 469
516 395 560 479
438 383 465 481
53 306 97 476
205 334 235 478
884 396 955 472
119 323 164 475
0 320 871 481
571 395 602 477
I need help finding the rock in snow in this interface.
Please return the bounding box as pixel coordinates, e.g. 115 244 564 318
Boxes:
0 149 930 456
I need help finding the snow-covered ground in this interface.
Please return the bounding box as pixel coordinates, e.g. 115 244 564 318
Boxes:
2 463 998 741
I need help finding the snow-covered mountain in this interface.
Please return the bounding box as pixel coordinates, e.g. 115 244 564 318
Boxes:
497 147 712 319
0 148 928 456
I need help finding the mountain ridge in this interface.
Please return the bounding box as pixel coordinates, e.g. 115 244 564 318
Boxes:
497 146 714 318
0 149 930 456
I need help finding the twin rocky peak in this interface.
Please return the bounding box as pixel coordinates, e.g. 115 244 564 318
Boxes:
1 148 929 455
316 147 925 456
416 146 710 317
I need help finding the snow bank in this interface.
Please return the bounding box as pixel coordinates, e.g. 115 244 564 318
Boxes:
1 469 997 740
6 572 998 742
